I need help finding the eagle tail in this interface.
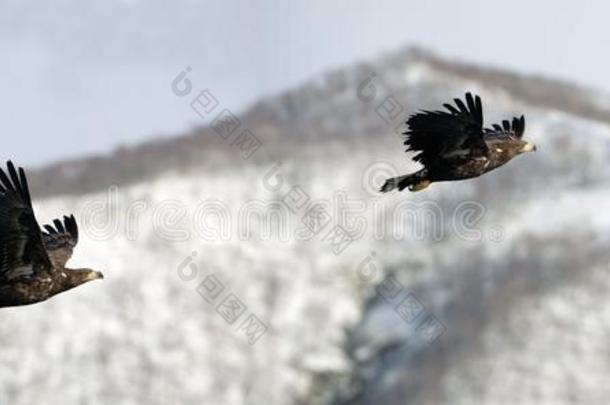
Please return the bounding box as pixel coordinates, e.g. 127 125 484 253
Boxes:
380 171 430 193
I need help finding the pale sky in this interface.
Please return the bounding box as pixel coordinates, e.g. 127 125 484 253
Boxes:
1 0 609 166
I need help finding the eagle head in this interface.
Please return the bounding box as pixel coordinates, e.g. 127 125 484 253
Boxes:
60 268 104 292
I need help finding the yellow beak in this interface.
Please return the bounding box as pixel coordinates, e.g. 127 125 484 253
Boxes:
85 271 104 281
521 143 537 153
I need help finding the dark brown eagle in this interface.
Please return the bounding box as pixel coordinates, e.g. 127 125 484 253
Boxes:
0 161 103 308
381 93 536 192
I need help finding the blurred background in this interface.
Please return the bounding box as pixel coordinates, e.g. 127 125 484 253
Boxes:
2 1 610 404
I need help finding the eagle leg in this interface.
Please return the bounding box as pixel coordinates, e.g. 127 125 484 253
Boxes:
380 169 430 193
408 179 431 192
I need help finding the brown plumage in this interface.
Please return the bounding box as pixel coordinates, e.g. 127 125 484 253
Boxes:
0 161 103 308
381 93 536 192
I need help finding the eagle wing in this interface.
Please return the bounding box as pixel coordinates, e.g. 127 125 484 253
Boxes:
0 161 52 282
484 115 526 140
404 93 488 167
42 215 79 269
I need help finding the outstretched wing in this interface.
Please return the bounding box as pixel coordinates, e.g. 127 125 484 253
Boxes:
42 215 79 269
404 93 488 168
484 115 526 140
0 161 52 282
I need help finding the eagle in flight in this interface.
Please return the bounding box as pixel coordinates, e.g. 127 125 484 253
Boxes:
381 93 536 192
0 161 103 308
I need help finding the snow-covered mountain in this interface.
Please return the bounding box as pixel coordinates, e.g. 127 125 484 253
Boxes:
2 47 610 405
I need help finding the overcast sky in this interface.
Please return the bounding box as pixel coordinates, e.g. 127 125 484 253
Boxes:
1 0 609 166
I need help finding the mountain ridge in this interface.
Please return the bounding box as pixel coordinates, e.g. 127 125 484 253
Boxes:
25 46 610 199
